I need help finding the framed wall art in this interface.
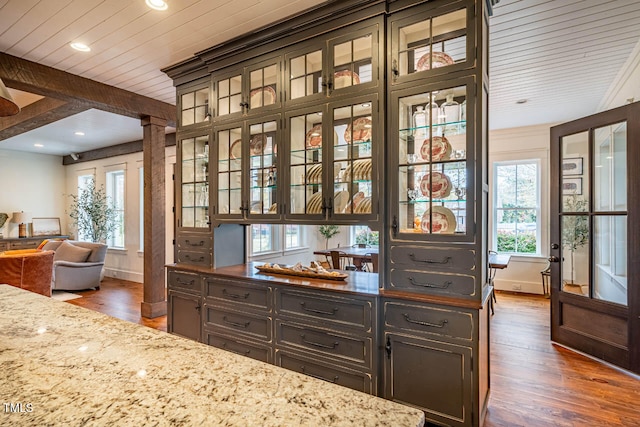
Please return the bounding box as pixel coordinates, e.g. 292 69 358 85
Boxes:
562 178 583 195
562 157 583 176
31 217 62 237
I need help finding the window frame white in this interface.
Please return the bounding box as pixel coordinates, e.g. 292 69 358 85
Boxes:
106 169 126 249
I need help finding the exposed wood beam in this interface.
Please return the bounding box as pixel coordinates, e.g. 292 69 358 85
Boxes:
0 97 88 141
61 133 176 165
0 52 176 126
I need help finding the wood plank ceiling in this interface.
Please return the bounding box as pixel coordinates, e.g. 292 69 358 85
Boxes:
0 0 639 155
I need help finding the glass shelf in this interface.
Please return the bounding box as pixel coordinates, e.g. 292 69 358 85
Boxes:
400 120 466 136
400 198 466 204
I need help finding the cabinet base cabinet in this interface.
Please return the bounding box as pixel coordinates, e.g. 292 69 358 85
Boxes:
205 329 273 363
275 349 375 395
384 333 473 427
168 291 202 342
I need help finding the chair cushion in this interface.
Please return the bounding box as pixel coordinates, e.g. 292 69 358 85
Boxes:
42 240 64 252
53 241 92 263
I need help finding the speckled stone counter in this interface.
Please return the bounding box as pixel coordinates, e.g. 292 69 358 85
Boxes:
0 285 424 426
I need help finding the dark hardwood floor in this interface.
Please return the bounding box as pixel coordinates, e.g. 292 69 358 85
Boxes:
66 279 640 426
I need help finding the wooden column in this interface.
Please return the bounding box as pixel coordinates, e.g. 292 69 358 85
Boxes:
141 116 167 318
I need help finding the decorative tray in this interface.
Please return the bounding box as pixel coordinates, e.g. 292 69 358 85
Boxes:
255 264 348 281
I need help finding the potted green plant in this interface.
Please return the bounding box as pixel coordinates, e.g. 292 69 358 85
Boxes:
562 195 589 285
318 225 340 250
68 178 118 243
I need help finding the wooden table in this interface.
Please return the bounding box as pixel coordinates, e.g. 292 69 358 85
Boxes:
314 246 379 271
488 252 511 314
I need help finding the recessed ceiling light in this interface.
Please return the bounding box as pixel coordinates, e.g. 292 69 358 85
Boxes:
146 0 168 10
70 42 91 52
75 131 85 136
34 143 44 148
516 99 528 104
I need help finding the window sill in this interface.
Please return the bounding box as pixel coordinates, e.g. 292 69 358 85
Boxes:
250 246 310 261
107 247 128 254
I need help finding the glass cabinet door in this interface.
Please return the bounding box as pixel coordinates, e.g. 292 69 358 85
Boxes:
286 46 325 104
288 108 325 218
395 83 468 237
390 2 469 84
247 59 280 112
328 26 378 94
248 118 279 218
179 84 210 127
215 71 243 119
215 125 244 219
331 99 375 218
180 135 210 229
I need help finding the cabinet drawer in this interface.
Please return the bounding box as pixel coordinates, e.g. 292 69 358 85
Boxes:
177 249 212 266
205 277 271 311
276 320 372 367
205 306 272 341
205 330 272 363
0 242 8 252
177 234 212 251
9 240 39 250
276 289 373 332
390 245 476 271
384 301 473 341
389 269 476 298
167 271 201 294
276 350 373 395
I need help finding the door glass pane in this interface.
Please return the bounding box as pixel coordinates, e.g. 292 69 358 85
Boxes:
181 88 209 126
333 34 373 89
249 64 278 109
594 215 627 305
249 120 278 215
561 214 590 297
397 85 467 234
289 50 323 100
333 102 373 216
594 122 626 212
289 111 323 214
561 132 589 212
217 127 243 214
396 8 466 78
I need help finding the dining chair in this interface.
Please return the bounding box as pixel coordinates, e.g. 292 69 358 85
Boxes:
330 250 356 271
488 250 498 314
364 252 379 273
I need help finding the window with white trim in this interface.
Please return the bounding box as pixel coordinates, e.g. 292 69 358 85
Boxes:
76 174 95 242
493 160 541 255
106 170 125 248
249 224 304 255
139 167 144 251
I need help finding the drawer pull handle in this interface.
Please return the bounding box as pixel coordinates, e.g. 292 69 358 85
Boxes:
176 278 195 286
301 366 339 383
300 302 338 316
408 277 452 289
409 254 451 265
403 313 448 329
185 239 205 247
300 334 339 350
185 254 205 263
222 316 250 328
222 343 251 356
223 289 250 299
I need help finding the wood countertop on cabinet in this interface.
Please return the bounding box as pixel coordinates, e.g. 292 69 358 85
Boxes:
168 262 380 297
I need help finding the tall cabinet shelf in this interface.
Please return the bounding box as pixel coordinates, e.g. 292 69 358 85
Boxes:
164 1 493 425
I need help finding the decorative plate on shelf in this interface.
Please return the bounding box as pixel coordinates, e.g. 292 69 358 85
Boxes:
306 192 323 214
344 117 372 144
305 124 323 148
419 171 452 199
230 139 242 160
420 136 452 161
268 203 278 213
421 206 456 234
249 86 276 108
416 51 455 71
334 190 350 213
333 70 360 89
250 134 266 155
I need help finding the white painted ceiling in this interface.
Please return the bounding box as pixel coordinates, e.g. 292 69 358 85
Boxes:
1 0 640 156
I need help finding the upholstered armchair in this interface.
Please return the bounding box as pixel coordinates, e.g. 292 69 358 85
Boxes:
43 240 108 291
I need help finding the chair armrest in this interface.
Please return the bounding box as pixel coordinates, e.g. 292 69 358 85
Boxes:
54 260 104 269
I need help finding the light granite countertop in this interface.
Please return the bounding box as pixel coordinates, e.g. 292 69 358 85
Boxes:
0 285 424 426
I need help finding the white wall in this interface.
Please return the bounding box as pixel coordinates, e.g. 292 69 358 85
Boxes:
0 149 66 238
489 124 553 295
